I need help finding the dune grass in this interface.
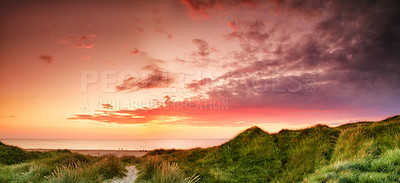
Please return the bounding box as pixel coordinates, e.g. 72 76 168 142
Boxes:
304 149 400 182
136 115 400 183
0 146 128 183
0 141 42 165
135 155 199 183
2 115 400 182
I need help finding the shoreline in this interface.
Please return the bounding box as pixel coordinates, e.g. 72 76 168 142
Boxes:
24 148 148 157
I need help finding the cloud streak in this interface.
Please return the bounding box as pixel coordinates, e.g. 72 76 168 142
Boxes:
58 34 96 49
39 55 53 65
116 64 174 92
192 39 210 57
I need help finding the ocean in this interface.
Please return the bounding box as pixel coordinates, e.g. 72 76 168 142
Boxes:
0 139 229 150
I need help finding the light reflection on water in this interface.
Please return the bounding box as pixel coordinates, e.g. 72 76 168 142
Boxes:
0 139 229 150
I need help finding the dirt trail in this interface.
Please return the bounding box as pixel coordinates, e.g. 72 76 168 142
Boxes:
110 166 138 183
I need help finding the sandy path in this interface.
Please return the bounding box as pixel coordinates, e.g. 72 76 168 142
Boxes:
109 166 138 183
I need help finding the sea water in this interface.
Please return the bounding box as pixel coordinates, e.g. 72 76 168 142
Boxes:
0 139 229 150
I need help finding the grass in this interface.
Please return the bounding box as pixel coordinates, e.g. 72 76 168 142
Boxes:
46 161 103 183
0 141 42 165
96 155 127 179
304 149 400 182
0 145 129 183
135 155 199 183
136 115 400 183
1 115 400 182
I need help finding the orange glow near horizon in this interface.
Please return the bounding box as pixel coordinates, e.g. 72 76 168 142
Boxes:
1 0 399 140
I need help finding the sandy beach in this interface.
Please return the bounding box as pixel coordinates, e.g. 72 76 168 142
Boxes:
25 149 148 157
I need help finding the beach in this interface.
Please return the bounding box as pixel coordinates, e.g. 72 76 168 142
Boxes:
24 149 148 157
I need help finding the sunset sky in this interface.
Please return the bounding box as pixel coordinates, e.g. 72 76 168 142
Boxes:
0 0 399 139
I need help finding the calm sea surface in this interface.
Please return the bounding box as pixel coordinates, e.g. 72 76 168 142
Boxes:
0 139 229 150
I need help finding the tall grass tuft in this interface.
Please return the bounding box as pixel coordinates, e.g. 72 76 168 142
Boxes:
96 155 127 179
46 161 103 183
136 155 199 183
0 149 128 182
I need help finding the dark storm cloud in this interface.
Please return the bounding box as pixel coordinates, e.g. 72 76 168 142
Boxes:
309 0 400 89
186 0 400 112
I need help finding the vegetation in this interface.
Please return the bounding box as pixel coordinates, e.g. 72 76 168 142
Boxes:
304 149 400 182
135 156 199 183
1 115 400 182
0 146 129 182
137 115 400 183
0 141 42 165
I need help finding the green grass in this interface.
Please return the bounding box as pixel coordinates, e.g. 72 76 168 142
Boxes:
331 116 400 162
2 115 400 182
304 149 400 182
0 141 42 165
0 144 129 183
135 155 199 183
136 115 400 183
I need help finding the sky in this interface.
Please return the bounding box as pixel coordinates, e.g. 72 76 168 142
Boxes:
0 0 399 139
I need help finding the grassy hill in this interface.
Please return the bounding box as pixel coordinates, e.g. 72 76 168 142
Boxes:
1 115 399 182
0 141 41 165
137 115 400 183
0 143 130 182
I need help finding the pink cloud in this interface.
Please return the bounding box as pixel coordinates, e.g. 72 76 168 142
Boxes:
129 48 140 55
155 27 173 40
229 21 236 29
192 39 210 56
39 55 53 65
77 43 95 49
180 0 259 20
58 34 96 49
68 95 329 127
102 104 113 109
180 0 210 20
116 64 174 92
